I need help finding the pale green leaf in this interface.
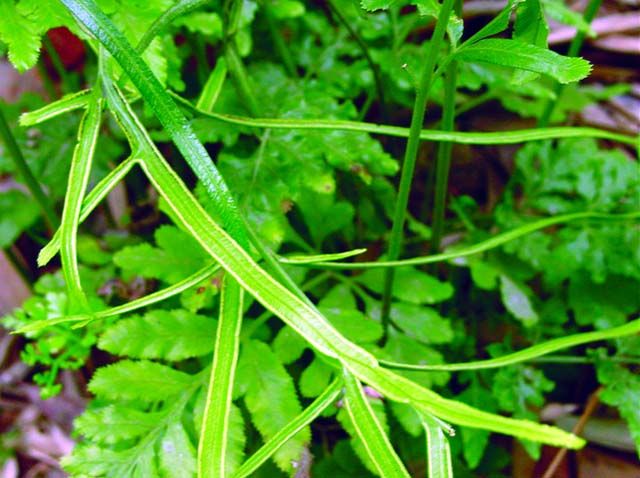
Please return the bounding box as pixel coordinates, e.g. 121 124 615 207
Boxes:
456 39 592 84
342 371 410 477
499 275 539 326
160 420 197 478
236 340 309 471
88 360 194 401
74 405 163 445
98 309 216 360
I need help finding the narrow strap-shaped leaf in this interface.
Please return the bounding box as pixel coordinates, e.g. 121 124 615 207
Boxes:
199 276 244 478
39 156 137 266
19 89 91 126
15 263 221 333
279 248 368 264
171 95 636 146
344 361 583 448
233 378 342 478
381 317 640 371
422 415 453 478
343 371 410 478
19 89 636 147
100 71 584 449
196 58 227 112
135 0 210 54
294 211 640 269
61 0 248 246
60 93 102 309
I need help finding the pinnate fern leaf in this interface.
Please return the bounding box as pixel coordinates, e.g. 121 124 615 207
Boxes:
88 360 195 401
236 340 309 472
98 309 216 360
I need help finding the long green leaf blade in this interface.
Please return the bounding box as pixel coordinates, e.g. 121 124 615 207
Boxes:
343 371 410 478
233 378 342 478
381 317 640 371
297 211 640 269
59 93 102 309
199 276 244 478
422 415 453 478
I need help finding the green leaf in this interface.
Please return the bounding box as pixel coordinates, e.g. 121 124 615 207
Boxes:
98 309 216 360
59 94 102 310
387 303 453 344
196 58 227 112
300 356 335 398
88 360 194 401
199 277 244 478
0 0 41 71
61 0 249 246
342 371 410 477
273 325 308 365
455 39 592 84
462 0 518 46
160 420 197 478
236 340 309 471
358 267 453 304
422 415 453 478
596 359 640 456
499 275 539 326
381 317 640 371
74 405 163 445
100 66 587 450
113 225 208 282
0 190 39 248
512 0 549 83
235 378 342 478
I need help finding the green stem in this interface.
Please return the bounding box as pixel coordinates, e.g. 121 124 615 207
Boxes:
537 0 602 127
225 44 260 117
430 59 458 254
136 0 209 53
0 107 59 230
262 4 297 77
380 0 455 338
42 35 76 94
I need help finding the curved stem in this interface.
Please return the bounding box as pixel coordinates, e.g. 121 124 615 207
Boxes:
0 107 59 230
380 0 455 339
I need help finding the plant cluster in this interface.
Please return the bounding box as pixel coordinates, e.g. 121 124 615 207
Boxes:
0 0 638 477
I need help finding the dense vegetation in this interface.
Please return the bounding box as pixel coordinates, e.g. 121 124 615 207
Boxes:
0 0 638 476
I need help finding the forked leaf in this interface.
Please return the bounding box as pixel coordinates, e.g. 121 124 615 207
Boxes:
100 50 585 449
98 309 216 360
343 371 410 478
60 0 249 245
88 360 194 401
455 39 591 84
